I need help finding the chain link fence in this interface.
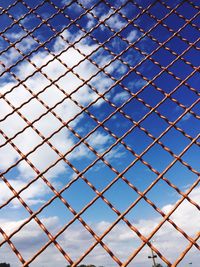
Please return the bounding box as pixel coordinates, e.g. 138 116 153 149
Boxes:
0 0 199 266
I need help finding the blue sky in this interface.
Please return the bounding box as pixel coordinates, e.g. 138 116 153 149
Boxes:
0 0 199 266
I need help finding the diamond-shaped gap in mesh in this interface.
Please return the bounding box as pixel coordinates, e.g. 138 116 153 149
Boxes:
92 23 113 43
121 46 145 67
137 58 162 80
154 70 180 93
101 219 143 264
117 1 141 20
125 197 162 229
110 85 131 106
140 108 169 137
143 142 174 173
83 160 118 192
173 85 199 106
0 196 31 245
35 1 58 19
145 178 183 210
0 13 14 31
9 218 50 260
169 59 195 80
160 127 191 154
38 84 67 107
177 23 200 43
18 176 53 207
28 242 68 267
109 60 130 81
149 220 191 264
134 9 155 32
36 196 75 236
19 102 50 129
55 72 85 97
85 127 115 154
119 23 141 43
66 1 86 20
42 57 69 81
122 126 153 155
52 100 82 127
8 2 29 19
24 141 63 173
47 12 70 32
66 139 100 172
148 1 170 20
163 10 186 31
124 161 158 192
0 141 20 172
120 95 152 122
102 3 128 29
176 108 200 137
103 178 139 213
68 113 97 138
138 34 159 54
167 191 200 238
34 22 56 42
103 110 133 137
106 35 129 55
86 100 115 124
15 34 38 54
90 47 112 68
56 219 97 263
90 73 114 96
157 96 187 121
152 46 177 66
167 35 189 54
164 161 198 190
186 71 200 93
61 177 97 213
21 12 42 31
76 11 98 32
121 71 146 92
81 197 119 232
103 142 136 173
150 23 172 43
176 1 198 18
4 82 33 107
43 162 77 191
3 23 27 43
181 142 200 173
138 84 164 106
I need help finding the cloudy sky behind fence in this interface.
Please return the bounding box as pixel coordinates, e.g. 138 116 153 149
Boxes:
0 0 199 266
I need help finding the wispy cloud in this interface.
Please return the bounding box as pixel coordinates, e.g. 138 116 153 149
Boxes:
0 186 199 266
0 29 113 206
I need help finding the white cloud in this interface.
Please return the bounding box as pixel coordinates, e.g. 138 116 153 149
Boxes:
112 91 129 103
0 179 50 208
126 30 138 42
86 131 112 153
99 10 126 31
0 29 116 207
0 186 199 266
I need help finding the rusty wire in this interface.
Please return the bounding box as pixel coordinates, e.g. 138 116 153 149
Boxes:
0 0 199 266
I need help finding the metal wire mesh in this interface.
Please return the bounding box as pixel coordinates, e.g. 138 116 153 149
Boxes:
0 0 199 266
